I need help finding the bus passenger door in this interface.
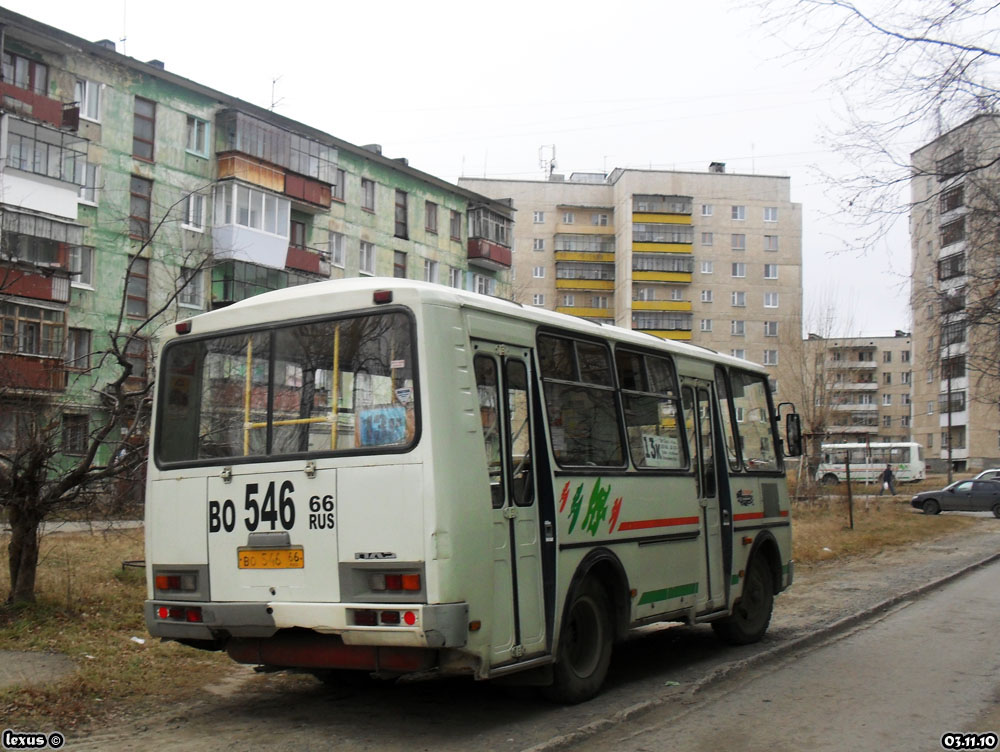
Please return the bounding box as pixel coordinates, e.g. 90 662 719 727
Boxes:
473 342 547 667
682 381 728 612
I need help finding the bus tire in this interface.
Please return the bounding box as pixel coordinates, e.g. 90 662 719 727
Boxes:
712 556 774 646
923 499 941 515
821 473 839 486
542 579 613 704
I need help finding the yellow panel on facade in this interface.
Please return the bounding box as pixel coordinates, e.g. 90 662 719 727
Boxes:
632 242 692 253
217 154 285 193
554 252 616 263
555 279 615 291
631 300 692 312
640 330 693 341
632 271 693 283
555 307 614 318
631 213 692 225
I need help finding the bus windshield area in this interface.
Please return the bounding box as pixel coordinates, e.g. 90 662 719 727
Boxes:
156 311 416 464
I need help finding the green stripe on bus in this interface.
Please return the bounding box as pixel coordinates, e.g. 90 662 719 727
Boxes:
637 582 698 605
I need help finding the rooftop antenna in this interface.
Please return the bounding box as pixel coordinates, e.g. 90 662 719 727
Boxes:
539 144 557 178
270 76 284 111
120 0 127 55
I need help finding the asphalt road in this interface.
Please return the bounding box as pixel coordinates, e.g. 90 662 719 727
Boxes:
570 558 1000 752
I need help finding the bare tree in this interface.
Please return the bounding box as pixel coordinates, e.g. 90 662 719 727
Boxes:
1 190 211 604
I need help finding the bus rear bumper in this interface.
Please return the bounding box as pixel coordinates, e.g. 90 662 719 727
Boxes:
145 600 469 649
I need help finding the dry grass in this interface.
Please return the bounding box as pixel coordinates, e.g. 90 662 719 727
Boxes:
0 484 987 729
0 527 236 730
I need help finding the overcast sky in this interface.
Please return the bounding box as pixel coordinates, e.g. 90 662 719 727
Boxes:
14 0 923 336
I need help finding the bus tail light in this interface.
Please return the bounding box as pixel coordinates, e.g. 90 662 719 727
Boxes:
351 609 419 627
368 572 421 592
156 605 203 623
154 572 197 593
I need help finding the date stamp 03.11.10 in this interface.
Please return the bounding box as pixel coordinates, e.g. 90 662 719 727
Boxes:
941 733 999 750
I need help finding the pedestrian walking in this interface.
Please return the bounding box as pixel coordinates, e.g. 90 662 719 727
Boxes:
879 464 897 495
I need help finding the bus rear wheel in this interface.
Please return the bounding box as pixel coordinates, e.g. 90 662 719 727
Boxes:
821 473 839 486
712 556 774 646
542 579 613 704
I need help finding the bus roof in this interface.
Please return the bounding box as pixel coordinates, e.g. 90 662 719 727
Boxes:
168 277 766 373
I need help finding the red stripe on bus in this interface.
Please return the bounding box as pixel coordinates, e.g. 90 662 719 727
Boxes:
733 512 765 521
618 516 700 531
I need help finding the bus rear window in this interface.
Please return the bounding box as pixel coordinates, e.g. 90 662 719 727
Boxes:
156 311 416 464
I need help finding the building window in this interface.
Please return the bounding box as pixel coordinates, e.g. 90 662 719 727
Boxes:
423 258 438 283
883 372 892 385
902 350 911 363
701 260 714 274
125 337 148 381
701 232 713 246
185 115 209 156
533 211 545 223
937 252 965 280
701 204 713 216
69 246 94 288
184 193 205 231
425 201 438 233
764 235 779 252
179 266 203 308
731 291 746 307
66 328 91 370
450 210 461 240
764 207 778 222
731 320 745 336
359 240 375 275
0 303 64 356
731 234 746 251
533 238 545 251
636 287 654 301
126 257 149 318
901 371 911 385
764 321 778 337
883 394 892 406
62 414 89 455
75 79 101 122
133 97 156 161
940 218 965 248
882 415 892 427
730 349 746 360
732 205 745 221
941 320 966 346
902 393 912 405
592 295 608 308
129 176 152 239
449 267 462 288
883 351 892 363
289 220 306 249
562 211 575 224
332 168 346 202
533 266 545 278
764 263 778 279
670 288 683 301
393 251 407 278
764 292 779 308
731 262 746 278
562 294 575 307
592 213 609 226
533 293 545 305
4 52 48 94
701 289 713 303
763 349 778 365
475 274 495 295
700 318 713 332
79 163 100 204
214 182 290 237
394 190 408 239
361 179 376 211
330 232 345 267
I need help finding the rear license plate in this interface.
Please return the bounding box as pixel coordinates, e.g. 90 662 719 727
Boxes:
237 547 304 569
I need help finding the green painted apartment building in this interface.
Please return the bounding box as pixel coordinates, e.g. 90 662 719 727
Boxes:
0 7 513 465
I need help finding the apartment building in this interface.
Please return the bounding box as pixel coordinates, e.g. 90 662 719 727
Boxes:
460 165 802 396
0 7 511 465
806 332 913 442
910 114 1000 472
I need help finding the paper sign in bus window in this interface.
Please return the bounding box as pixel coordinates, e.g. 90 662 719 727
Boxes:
642 434 679 467
359 406 407 446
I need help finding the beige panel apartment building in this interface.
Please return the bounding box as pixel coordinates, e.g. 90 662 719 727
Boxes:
460 165 802 398
910 114 1000 472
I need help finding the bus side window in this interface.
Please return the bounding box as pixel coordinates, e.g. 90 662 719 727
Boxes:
474 354 505 509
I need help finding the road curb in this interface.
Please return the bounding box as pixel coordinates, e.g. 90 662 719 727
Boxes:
523 550 1000 752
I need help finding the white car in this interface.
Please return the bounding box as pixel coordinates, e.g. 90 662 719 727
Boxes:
973 469 1000 482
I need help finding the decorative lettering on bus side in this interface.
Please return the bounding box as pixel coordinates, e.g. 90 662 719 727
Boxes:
558 479 624 536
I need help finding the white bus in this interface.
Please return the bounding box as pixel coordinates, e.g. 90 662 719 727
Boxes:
816 442 926 485
145 278 801 702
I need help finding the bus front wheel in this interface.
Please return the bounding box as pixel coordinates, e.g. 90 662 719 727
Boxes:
712 556 774 646
543 579 613 704
821 473 839 486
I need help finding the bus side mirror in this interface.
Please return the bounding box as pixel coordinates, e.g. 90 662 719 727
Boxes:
784 413 803 457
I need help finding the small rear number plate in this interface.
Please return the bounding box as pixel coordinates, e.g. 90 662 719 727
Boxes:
237 547 304 569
